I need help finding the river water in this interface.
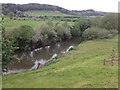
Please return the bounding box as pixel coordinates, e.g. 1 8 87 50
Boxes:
4 38 81 75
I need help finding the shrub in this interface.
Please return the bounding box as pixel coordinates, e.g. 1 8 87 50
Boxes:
70 25 81 37
2 38 19 71
54 23 72 41
2 28 18 71
90 17 102 27
83 27 111 40
109 29 118 35
33 22 72 47
7 12 14 19
74 17 91 37
7 25 34 50
33 23 58 46
101 13 118 30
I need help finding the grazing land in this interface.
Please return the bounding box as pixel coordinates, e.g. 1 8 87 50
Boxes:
3 17 74 29
3 18 41 29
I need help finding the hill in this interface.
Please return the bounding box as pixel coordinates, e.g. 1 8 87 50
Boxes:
2 3 106 16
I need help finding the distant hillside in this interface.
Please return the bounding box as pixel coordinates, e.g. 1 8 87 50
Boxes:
72 9 107 16
2 3 107 16
24 10 72 16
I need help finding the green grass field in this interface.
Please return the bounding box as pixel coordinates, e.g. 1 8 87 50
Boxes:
24 10 72 16
3 18 74 30
3 18 42 29
2 35 118 88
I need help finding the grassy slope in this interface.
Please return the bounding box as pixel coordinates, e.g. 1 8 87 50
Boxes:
24 10 72 16
3 36 118 88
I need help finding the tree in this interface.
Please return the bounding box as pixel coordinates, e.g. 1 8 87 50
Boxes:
74 17 91 37
90 16 102 27
101 13 118 30
8 25 34 50
2 27 18 72
33 23 58 46
83 27 110 40
7 12 14 19
70 25 80 37
54 23 72 41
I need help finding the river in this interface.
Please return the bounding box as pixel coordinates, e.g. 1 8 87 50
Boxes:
4 38 81 75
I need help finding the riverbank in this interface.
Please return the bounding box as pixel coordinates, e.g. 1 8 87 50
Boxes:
3 35 118 88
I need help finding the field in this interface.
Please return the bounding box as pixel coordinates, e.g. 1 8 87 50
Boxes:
2 35 118 88
3 17 74 29
3 18 40 29
24 10 72 16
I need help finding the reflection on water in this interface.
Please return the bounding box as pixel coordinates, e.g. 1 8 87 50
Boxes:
5 38 81 74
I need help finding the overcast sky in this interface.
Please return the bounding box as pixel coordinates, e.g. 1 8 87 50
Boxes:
0 0 119 12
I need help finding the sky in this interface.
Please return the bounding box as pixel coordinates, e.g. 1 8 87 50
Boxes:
0 0 120 12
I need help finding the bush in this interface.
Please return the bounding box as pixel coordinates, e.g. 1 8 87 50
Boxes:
74 17 91 37
7 25 34 50
7 12 14 19
109 29 118 35
70 26 81 37
2 28 18 71
54 23 72 41
33 23 58 46
83 27 111 40
2 38 18 71
33 22 72 47
90 17 102 27
101 13 118 30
